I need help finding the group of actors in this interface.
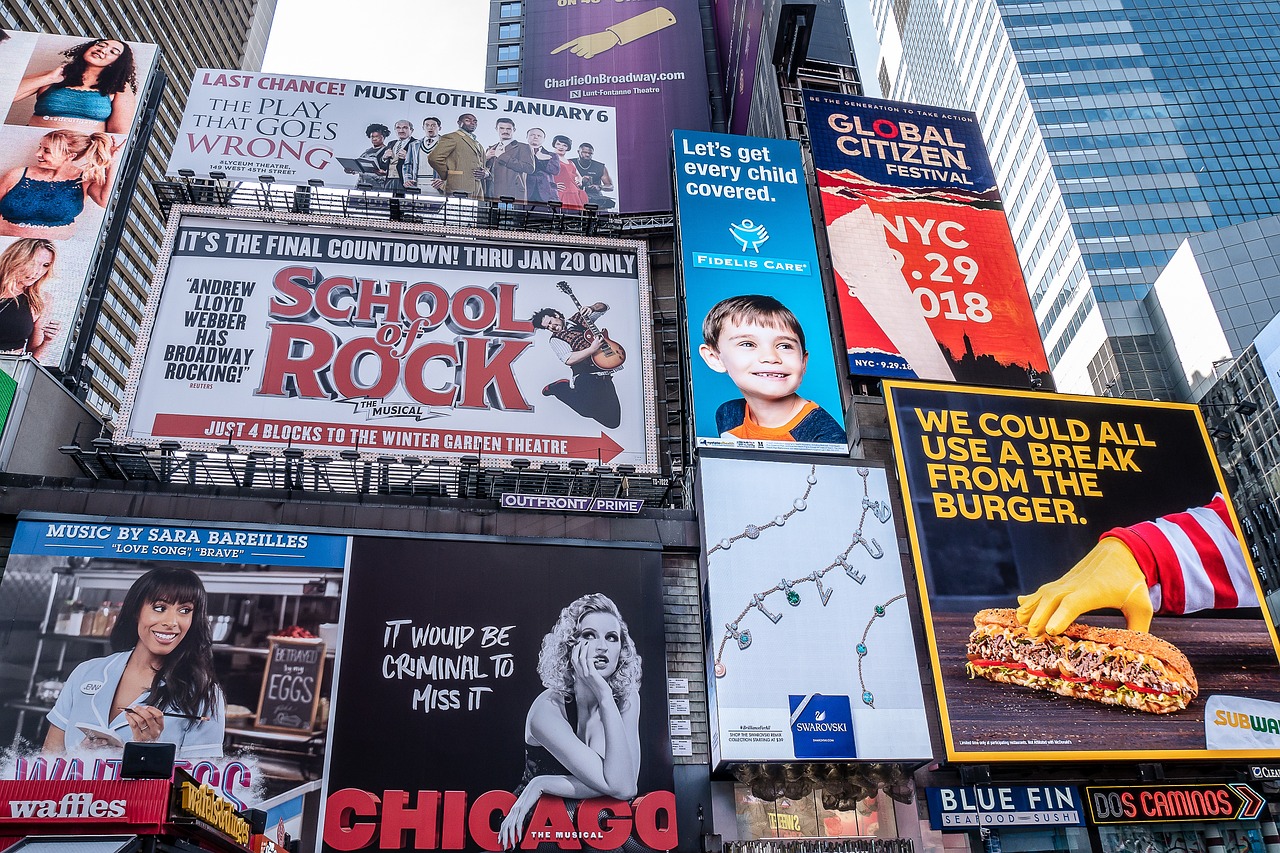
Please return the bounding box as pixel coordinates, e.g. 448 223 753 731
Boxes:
347 113 616 210
0 34 139 359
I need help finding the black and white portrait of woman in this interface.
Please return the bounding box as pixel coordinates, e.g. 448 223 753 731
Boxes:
499 593 642 850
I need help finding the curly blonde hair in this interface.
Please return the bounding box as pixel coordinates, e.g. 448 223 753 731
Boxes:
536 593 642 708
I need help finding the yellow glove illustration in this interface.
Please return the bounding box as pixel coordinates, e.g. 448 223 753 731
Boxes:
1015 537 1153 636
552 8 677 59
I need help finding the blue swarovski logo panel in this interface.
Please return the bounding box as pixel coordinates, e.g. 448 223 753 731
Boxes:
789 693 855 758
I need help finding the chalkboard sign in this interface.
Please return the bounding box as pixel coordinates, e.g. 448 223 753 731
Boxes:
255 637 326 732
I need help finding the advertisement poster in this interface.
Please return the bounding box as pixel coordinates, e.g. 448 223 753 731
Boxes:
0 517 350 848
0 30 157 368
885 381 1280 760
118 210 657 469
803 93 1050 389
1254 312 1280 402
168 69 619 208
698 453 931 765
321 537 676 852
521 0 710 213
674 130 847 455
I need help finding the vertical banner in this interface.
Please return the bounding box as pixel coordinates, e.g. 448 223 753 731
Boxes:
0 517 350 849
118 211 657 469
322 537 676 852
711 0 765 134
803 93 1051 390
698 453 931 765
674 130 848 454
885 381 1280 760
521 0 711 213
0 31 158 368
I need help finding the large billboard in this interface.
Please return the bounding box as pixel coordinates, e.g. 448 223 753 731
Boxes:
804 93 1050 389
521 0 710 213
168 70 619 208
674 130 848 455
711 0 765 135
118 209 658 469
321 537 676 852
885 381 1280 760
698 453 931 765
0 517 350 849
0 30 158 368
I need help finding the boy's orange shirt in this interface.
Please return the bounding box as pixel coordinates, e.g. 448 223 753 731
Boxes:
723 399 820 442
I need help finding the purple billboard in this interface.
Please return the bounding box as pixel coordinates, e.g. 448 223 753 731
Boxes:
712 0 764 135
522 0 710 213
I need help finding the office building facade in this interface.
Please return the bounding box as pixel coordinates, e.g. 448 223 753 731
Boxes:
0 0 278 417
871 0 1280 400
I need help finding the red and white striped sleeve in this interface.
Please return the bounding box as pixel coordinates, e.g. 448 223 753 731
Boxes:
1100 494 1257 615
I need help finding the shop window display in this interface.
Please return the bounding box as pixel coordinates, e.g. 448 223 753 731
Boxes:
1098 824 1262 853
734 784 897 840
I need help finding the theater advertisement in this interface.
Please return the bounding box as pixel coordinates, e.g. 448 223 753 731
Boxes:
674 130 848 455
118 209 658 469
521 0 710 213
803 93 1051 390
167 69 619 208
0 516 350 848
884 380 1280 761
321 536 676 852
697 453 931 766
0 30 158 368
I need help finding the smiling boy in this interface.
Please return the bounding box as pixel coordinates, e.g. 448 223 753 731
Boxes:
698 294 846 444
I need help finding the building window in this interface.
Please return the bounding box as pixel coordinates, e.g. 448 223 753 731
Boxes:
499 22 521 39
498 44 520 61
496 67 519 85
500 2 521 18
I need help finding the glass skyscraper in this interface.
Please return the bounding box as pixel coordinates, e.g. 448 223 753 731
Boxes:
871 0 1280 399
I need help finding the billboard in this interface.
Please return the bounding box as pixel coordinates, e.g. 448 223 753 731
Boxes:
0 517 350 849
521 0 710 213
804 93 1050 389
711 0 765 135
118 209 658 469
168 70 619 208
674 130 847 455
885 380 1280 760
0 30 158 368
321 536 676 852
698 453 931 765
1254 311 1280 401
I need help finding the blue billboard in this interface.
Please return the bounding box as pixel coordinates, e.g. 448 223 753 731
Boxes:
673 130 848 455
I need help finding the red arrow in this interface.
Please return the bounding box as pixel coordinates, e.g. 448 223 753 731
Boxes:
1229 783 1265 820
565 432 625 463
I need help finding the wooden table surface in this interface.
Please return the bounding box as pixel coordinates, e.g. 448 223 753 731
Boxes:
931 611 1280 753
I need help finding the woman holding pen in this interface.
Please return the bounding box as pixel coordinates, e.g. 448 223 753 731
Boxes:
44 567 225 758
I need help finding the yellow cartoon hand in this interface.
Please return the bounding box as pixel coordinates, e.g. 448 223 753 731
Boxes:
1016 537 1153 636
552 31 622 59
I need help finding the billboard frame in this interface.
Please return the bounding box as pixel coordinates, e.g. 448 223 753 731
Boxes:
115 205 659 471
884 379 1280 762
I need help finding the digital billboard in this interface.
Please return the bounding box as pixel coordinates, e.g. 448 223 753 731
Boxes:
0 517 350 849
0 30 158 368
321 536 676 852
698 453 931 766
118 209 657 469
521 0 710 213
674 130 847 455
711 0 764 135
885 380 1280 760
168 70 618 208
803 93 1050 390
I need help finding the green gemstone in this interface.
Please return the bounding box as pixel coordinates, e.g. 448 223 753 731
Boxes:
874 605 885 616
856 643 867 656
786 590 800 606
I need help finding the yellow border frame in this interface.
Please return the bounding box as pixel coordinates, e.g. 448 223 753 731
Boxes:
883 379 1280 762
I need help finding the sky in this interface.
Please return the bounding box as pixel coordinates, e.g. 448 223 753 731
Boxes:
261 0 881 96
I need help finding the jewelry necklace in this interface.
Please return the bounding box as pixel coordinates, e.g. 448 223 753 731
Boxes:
710 466 891 678
856 594 905 707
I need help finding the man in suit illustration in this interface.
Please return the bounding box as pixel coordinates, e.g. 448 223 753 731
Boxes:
428 113 487 198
